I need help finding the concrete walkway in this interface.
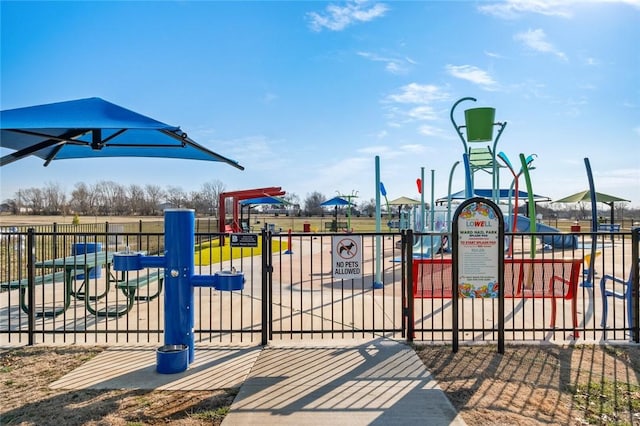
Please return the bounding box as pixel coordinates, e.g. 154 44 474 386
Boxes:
222 339 466 425
51 339 465 425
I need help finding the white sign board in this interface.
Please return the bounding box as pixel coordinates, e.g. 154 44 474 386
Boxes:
457 201 500 298
332 236 362 279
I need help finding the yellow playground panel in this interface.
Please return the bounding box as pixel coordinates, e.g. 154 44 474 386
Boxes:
195 236 288 265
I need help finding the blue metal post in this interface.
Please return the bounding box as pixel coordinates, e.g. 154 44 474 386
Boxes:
163 209 196 363
113 208 241 373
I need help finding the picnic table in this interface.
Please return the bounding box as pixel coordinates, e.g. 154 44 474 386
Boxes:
31 251 115 317
30 250 162 318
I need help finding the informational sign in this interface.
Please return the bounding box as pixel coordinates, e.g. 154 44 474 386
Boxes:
230 233 258 248
456 200 501 298
332 236 362 279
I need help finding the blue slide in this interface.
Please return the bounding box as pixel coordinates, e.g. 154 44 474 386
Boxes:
412 234 447 258
509 215 577 249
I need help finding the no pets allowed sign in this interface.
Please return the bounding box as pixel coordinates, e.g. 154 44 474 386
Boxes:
332 236 362 279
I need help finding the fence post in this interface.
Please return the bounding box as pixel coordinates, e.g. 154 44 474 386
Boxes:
405 229 414 343
261 228 270 345
27 228 35 345
632 227 639 343
52 223 57 261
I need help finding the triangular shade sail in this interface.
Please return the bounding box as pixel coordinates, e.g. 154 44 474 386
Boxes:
240 196 289 205
437 189 551 203
553 190 630 204
388 196 421 205
0 97 243 169
320 196 351 207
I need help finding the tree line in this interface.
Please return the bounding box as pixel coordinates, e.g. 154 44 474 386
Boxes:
1 180 637 221
0 181 377 217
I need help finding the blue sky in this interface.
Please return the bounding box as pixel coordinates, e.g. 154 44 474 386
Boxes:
1 0 639 209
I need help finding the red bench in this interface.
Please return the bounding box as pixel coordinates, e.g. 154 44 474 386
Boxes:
412 257 583 337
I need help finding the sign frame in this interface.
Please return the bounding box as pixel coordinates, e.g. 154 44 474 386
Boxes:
229 233 259 248
452 197 505 353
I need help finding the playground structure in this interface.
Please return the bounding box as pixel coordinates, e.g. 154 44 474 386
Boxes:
373 97 624 261
218 187 285 233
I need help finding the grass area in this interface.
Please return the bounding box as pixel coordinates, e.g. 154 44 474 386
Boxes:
570 379 640 424
246 215 395 233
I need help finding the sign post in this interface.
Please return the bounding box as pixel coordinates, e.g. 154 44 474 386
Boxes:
452 197 504 353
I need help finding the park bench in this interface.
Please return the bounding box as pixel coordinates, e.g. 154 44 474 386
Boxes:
85 270 163 317
1 271 68 316
387 220 400 229
598 223 621 232
0 271 66 291
412 257 583 337
324 221 348 232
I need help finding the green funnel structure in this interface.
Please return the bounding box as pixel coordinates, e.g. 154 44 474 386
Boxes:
451 98 506 204
464 107 496 142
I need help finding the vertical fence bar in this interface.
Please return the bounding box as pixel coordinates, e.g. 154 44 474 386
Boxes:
632 227 639 343
262 228 269 344
405 230 414 343
27 228 35 345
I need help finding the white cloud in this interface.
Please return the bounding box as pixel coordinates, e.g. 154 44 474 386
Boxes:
479 0 640 19
484 51 504 59
375 129 388 139
478 0 573 19
417 124 441 137
357 51 413 75
381 83 450 136
222 135 286 171
400 144 426 154
445 65 499 90
634 126 640 136
406 105 438 121
385 83 449 104
307 1 389 32
514 29 568 61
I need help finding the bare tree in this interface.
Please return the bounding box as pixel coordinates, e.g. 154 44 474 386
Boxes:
284 193 301 215
144 184 165 215
20 187 44 214
200 180 226 217
41 182 67 215
165 186 186 208
304 191 326 216
185 191 207 213
94 181 127 215
69 182 97 215
127 184 146 215
360 198 376 217
614 202 627 223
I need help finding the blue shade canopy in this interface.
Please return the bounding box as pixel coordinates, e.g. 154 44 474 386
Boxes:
320 196 351 207
240 196 289 206
0 97 244 169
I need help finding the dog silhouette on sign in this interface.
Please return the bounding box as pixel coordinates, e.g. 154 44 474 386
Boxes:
339 241 355 256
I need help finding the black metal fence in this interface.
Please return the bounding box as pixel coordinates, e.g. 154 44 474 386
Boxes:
1 225 638 346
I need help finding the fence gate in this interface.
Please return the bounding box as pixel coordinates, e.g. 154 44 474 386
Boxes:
266 231 407 341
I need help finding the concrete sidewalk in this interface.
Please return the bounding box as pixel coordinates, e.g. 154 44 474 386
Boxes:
222 339 466 425
50 338 465 425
